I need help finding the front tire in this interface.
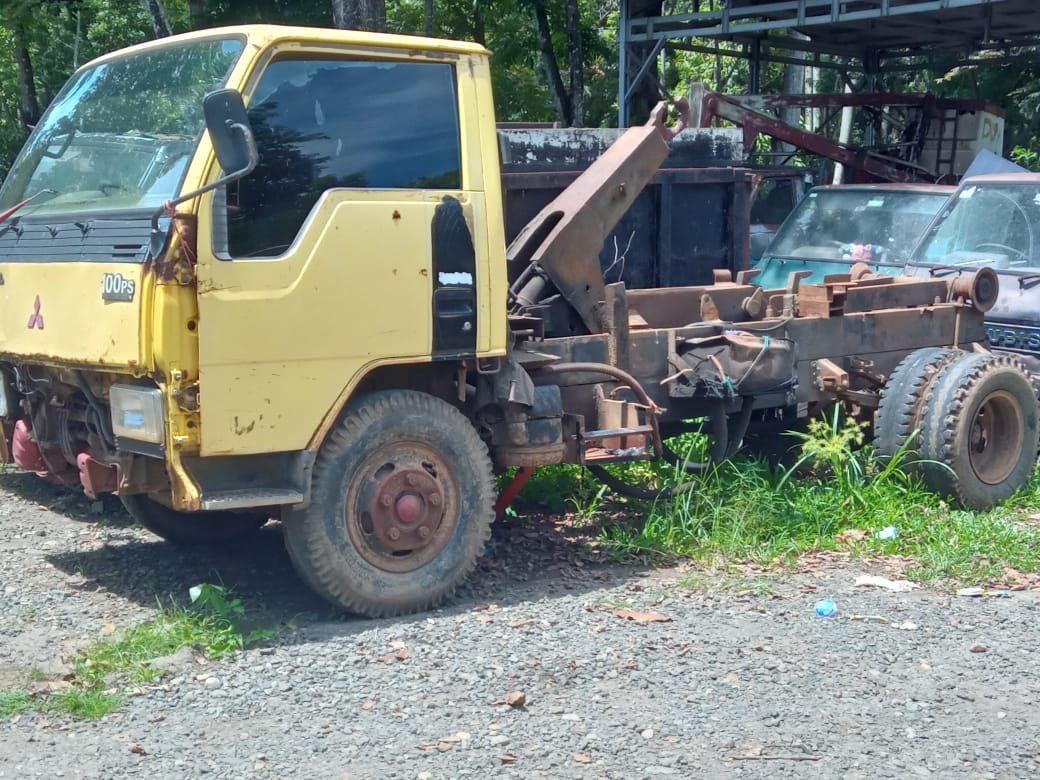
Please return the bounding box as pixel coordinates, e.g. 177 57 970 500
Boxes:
917 353 1038 510
283 389 495 617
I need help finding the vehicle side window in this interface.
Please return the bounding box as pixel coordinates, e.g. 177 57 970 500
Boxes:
751 179 796 225
223 57 461 259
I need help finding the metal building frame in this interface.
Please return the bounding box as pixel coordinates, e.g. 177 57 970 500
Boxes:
619 0 1040 126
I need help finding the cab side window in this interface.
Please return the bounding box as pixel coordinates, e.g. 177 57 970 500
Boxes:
224 57 461 258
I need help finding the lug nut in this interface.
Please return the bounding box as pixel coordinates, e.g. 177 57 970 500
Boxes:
429 493 441 506
380 494 393 507
388 527 401 541
417 526 430 539
406 474 418 487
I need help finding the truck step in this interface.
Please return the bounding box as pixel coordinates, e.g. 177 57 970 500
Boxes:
584 449 649 464
200 489 304 511
583 425 655 440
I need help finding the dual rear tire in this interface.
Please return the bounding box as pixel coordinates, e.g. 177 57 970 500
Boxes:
875 349 1038 510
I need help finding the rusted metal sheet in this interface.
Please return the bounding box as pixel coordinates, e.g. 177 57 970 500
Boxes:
626 283 766 328
841 278 951 314
507 101 690 335
498 126 742 173
503 166 755 290
151 213 198 285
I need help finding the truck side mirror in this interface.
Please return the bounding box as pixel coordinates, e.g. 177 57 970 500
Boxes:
149 89 259 259
203 89 254 176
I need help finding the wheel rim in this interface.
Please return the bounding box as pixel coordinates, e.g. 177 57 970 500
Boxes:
346 442 459 573
968 390 1024 485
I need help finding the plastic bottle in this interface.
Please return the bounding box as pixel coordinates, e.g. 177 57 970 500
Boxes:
815 598 837 617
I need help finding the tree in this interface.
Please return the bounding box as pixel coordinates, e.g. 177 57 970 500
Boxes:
0 2 44 129
331 0 385 31
187 0 206 28
141 0 173 37
11 20 41 128
529 0 583 126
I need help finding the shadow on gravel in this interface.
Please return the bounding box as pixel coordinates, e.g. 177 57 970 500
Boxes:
15 471 654 644
0 470 129 525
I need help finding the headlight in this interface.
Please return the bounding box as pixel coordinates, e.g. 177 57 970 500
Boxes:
110 385 164 444
0 379 9 419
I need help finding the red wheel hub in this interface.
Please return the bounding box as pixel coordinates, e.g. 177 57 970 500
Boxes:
395 494 422 523
367 467 444 552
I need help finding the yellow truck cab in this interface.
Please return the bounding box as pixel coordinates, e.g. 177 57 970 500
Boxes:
0 26 510 614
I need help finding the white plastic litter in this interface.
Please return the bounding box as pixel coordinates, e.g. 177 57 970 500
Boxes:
854 575 920 592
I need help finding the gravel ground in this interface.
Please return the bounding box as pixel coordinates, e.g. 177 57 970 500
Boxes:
2 471 1040 779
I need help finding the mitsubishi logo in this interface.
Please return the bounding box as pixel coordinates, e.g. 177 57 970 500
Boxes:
26 295 44 330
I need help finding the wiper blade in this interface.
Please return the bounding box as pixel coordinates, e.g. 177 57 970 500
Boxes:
760 254 831 263
0 189 57 226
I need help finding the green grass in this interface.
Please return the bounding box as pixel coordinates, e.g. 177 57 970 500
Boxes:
49 688 125 719
0 686 124 720
73 607 246 689
4 584 274 720
0 689 35 718
497 464 592 515
508 412 1040 587
679 574 778 596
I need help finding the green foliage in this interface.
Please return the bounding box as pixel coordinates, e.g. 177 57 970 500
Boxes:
0 685 123 720
3 1 1040 182
774 406 926 508
932 55 1040 154
0 682 122 719
600 416 1040 586
4 582 274 720
1011 145 1040 172
188 582 274 648
0 689 35 718
0 0 627 181
498 464 589 514
48 688 124 719
567 482 608 520
388 0 618 125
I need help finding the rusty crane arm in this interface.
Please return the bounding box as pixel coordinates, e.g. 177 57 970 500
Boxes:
507 100 690 335
693 85 933 184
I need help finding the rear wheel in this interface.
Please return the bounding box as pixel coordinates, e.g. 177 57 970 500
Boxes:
120 495 268 545
917 353 1038 510
283 389 494 617
874 347 960 458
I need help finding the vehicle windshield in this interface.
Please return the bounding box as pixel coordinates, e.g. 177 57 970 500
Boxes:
766 188 950 264
910 182 1040 272
0 36 243 217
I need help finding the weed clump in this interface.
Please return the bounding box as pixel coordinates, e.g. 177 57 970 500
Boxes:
2 583 274 720
591 409 1040 584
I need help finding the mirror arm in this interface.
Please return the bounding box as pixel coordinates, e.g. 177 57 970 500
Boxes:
149 122 258 259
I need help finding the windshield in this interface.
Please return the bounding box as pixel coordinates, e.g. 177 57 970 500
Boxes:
0 36 243 217
766 188 950 264
910 182 1040 272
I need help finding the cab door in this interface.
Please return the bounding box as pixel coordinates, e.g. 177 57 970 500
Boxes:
194 51 480 456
